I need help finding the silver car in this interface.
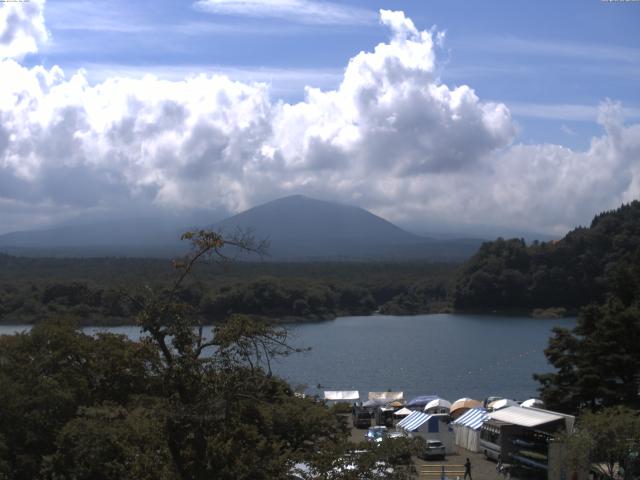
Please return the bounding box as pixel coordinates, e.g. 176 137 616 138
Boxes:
421 439 446 460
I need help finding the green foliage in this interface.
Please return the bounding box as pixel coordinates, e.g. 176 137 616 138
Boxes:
379 278 449 315
564 407 640 480
41 402 173 480
0 304 358 478
454 201 640 311
532 204 640 414
535 300 640 413
0 319 160 480
299 436 421 479
0 255 457 324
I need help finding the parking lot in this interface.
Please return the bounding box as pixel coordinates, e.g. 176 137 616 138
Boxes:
349 426 532 480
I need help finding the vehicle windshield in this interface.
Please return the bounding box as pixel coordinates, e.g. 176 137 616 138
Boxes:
366 427 387 439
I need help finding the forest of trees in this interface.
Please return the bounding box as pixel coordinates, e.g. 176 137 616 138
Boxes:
534 236 640 414
454 201 640 312
0 256 455 325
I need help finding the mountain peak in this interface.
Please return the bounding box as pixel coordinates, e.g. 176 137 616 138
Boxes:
214 195 429 259
0 195 481 260
261 194 350 209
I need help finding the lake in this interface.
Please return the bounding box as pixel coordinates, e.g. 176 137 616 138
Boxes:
0 314 575 403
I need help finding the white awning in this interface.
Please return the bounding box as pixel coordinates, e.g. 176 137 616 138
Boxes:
368 392 404 402
523 406 575 433
324 390 359 401
394 407 413 416
489 406 564 428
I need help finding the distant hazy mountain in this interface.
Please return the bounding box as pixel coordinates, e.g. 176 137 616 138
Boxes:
213 195 479 260
0 218 189 257
0 195 482 260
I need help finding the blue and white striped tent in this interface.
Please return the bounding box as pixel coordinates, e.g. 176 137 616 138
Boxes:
453 408 489 430
397 411 430 432
452 408 488 452
397 411 447 434
397 411 455 453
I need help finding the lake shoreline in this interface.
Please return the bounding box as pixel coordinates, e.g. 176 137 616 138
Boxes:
0 306 577 329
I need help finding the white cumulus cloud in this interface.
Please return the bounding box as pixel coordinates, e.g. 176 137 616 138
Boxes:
0 7 638 236
0 0 47 59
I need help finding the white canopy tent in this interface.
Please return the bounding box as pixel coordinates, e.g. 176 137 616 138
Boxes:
368 392 403 403
323 391 359 401
488 398 519 411
393 407 413 417
452 408 489 452
397 411 429 431
424 398 451 413
450 397 482 419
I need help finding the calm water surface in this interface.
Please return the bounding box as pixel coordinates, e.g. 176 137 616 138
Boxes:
0 314 575 402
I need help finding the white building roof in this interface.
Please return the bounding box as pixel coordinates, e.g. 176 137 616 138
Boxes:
489 406 564 428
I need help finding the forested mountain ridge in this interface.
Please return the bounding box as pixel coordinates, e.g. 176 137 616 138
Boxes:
454 201 640 311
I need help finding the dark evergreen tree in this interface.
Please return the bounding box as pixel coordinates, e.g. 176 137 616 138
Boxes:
535 248 640 413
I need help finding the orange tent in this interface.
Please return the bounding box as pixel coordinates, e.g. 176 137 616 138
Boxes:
450 397 482 419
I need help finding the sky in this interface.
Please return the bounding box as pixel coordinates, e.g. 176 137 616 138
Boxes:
0 0 639 236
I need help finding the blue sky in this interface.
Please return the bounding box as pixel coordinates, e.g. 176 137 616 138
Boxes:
1 0 639 236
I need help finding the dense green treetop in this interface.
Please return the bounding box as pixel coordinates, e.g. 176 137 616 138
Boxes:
562 406 640 480
0 256 455 325
454 200 640 311
531 203 640 414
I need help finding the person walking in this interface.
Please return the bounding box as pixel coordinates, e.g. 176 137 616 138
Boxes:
464 458 472 480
